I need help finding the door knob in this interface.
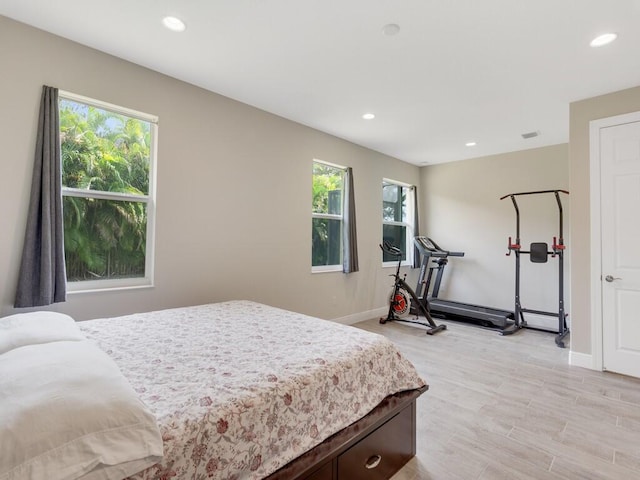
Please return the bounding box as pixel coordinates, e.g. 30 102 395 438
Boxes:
605 275 621 282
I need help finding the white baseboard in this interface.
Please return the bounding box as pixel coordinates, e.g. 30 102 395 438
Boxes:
332 307 388 325
569 350 596 370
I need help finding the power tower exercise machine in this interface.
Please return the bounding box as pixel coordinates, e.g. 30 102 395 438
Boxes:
500 189 570 347
413 236 515 329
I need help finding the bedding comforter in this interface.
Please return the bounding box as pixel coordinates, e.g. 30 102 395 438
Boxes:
79 300 426 480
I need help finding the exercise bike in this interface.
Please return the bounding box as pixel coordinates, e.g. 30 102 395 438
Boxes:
379 242 447 335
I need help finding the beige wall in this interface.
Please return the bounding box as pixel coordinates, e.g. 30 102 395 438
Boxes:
4 15 638 358
0 16 419 321
569 85 640 355
419 145 570 332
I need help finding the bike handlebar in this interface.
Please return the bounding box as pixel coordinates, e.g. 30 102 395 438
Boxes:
380 241 403 257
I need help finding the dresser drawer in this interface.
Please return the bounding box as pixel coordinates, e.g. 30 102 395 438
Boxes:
337 404 414 480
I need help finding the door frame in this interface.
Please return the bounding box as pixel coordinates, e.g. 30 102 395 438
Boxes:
589 110 640 372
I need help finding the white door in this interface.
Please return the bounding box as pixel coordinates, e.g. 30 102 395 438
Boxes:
600 119 640 378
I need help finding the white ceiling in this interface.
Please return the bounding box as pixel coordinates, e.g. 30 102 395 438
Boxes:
2 0 640 165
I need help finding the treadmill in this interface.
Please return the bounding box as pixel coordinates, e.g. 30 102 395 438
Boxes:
414 237 514 329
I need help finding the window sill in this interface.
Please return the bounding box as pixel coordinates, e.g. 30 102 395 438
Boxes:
311 266 343 274
66 278 154 294
382 262 411 268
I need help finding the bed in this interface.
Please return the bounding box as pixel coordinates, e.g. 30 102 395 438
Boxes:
0 300 427 480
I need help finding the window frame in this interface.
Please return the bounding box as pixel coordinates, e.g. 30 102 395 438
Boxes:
59 90 158 293
312 159 346 273
382 178 415 268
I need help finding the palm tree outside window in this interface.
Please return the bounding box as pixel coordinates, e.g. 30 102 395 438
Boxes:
59 92 157 291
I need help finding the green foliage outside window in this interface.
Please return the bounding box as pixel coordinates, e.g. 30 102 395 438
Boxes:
382 182 409 262
60 99 152 281
312 163 344 267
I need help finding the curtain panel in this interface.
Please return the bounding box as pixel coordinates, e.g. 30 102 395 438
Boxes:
412 185 420 268
342 167 359 273
15 85 66 307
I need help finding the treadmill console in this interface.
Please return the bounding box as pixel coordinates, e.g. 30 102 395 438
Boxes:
414 236 445 255
413 236 464 257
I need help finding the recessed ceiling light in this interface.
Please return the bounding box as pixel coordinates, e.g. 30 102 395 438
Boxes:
465 141 477 147
590 33 617 47
362 113 375 120
382 24 400 36
162 16 186 32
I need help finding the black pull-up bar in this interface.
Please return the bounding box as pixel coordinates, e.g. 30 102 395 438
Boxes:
499 189 569 200
500 189 569 248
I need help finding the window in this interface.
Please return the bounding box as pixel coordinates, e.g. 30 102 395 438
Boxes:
59 92 157 291
382 180 415 264
312 161 345 271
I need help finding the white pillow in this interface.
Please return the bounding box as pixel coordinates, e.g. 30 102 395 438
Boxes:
0 340 163 480
0 311 85 355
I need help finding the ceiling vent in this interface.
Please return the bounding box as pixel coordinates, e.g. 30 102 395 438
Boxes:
521 130 540 139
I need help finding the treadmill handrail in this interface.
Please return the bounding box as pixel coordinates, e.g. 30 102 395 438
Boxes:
413 236 465 257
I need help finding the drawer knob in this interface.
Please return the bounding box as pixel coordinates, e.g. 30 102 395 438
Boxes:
365 454 382 469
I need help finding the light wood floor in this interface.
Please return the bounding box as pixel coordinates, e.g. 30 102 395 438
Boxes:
353 317 640 480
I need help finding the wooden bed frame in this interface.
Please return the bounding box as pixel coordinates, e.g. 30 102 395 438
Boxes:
266 386 427 480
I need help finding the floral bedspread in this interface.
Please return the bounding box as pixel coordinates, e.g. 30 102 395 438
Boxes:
79 301 426 480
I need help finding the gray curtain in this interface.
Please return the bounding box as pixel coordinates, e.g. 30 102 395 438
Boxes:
342 167 359 273
15 86 66 307
412 185 421 268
